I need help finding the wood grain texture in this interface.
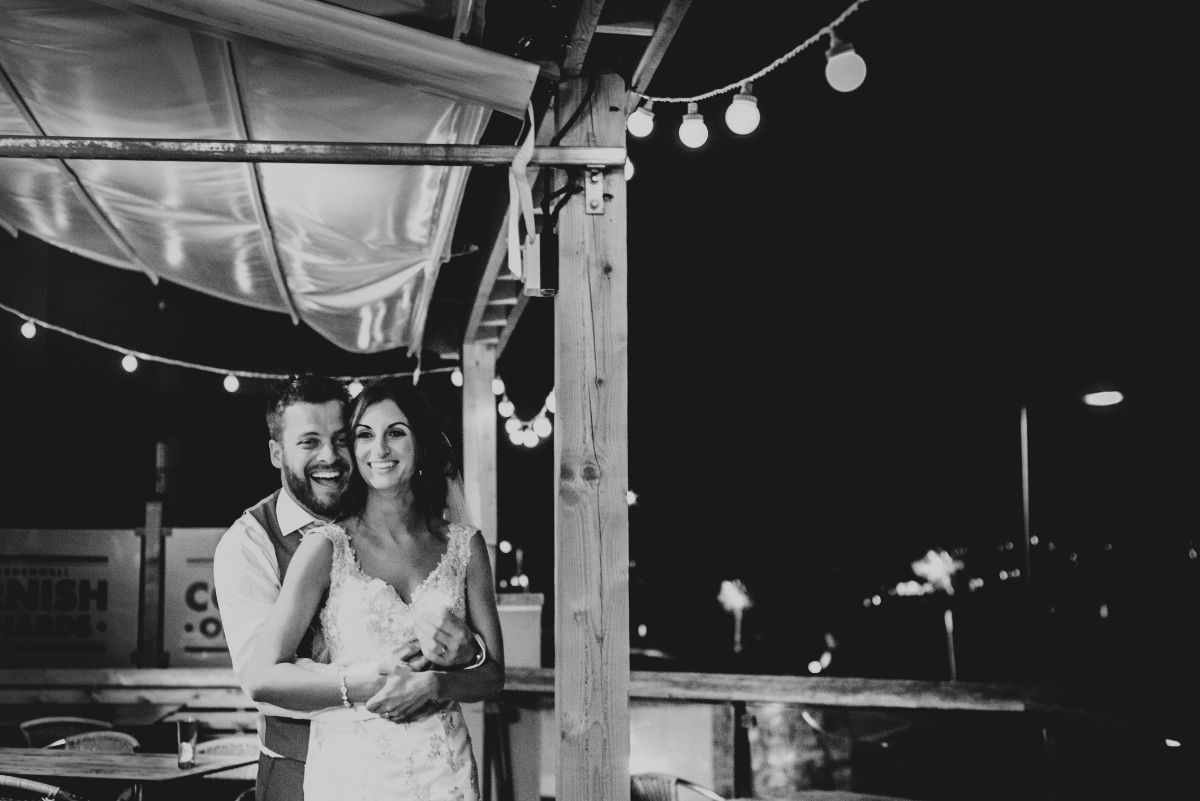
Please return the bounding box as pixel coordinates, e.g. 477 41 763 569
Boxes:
0 746 255 781
554 72 630 801
463 342 499 552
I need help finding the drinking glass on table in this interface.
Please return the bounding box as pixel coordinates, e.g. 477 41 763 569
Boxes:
176 717 199 769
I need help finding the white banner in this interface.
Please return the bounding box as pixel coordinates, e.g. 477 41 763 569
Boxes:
0 529 140 666
163 528 231 667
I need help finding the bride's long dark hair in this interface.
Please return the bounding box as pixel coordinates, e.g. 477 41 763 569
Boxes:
338 378 457 525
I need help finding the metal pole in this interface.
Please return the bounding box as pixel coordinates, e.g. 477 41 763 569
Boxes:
0 135 625 167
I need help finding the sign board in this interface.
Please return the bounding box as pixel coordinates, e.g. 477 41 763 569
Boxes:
0 529 140 666
163 528 230 667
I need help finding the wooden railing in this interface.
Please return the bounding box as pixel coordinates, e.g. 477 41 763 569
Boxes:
0 667 1163 800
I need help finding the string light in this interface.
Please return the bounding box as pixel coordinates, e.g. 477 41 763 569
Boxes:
724 84 760 135
634 0 872 141
496 381 555 448
492 376 506 395
223 373 240 393
20 320 36 339
450 367 464 387
624 156 635 181
825 31 867 92
626 100 654 138
1 301 454 384
678 102 708 148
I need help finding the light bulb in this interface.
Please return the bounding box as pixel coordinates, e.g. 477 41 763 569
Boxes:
121 353 138 373
508 429 524 446
499 540 513 554
545 389 556 414
521 429 539 448
825 34 867 92
20 321 36 339
223 374 240 393
725 84 760 135
450 367 463 387
678 102 709 148
533 415 552 438
347 380 364 398
497 397 515 418
624 156 635 182
626 102 654 138
492 376 505 395
505 417 523 435
1083 390 1124 407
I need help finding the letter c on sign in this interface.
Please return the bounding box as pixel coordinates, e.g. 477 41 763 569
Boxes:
185 582 210 612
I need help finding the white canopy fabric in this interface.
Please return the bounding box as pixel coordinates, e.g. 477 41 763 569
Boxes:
0 0 537 354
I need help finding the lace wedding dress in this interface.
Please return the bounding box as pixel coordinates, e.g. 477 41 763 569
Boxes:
303 522 480 801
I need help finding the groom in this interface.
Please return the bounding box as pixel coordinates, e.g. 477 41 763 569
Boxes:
214 374 483 801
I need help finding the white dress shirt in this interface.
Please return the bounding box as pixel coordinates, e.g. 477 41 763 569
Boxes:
213 488 341 754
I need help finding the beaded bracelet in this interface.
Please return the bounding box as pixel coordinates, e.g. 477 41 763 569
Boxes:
338 670 352 708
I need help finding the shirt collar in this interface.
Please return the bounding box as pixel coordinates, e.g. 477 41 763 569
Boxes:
276 487 321 536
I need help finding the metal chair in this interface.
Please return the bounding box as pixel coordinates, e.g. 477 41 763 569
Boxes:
17 716 112 748
631 773 727 801
0 772 90 801
45 730 140 753
196 734 260 781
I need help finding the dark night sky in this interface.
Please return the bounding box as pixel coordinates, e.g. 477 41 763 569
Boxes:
0 1 1195 723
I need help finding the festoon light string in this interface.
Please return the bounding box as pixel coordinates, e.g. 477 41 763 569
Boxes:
627 0 873 148
1 300 451 388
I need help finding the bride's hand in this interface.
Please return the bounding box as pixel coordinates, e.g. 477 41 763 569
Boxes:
413 604 475 667
363 669 437 722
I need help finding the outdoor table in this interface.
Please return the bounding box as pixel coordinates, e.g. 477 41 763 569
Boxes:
0 745 256 800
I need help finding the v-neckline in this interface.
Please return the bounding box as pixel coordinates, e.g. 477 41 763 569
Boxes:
342 524 453 606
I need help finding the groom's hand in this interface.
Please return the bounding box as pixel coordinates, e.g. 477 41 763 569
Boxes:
378 640 431 673
364 663 437 722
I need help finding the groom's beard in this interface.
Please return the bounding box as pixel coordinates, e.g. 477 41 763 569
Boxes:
283 458 349 519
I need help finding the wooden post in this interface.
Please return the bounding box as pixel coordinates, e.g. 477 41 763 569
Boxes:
554 73 630 801
137 500 165 667
462 342 499 570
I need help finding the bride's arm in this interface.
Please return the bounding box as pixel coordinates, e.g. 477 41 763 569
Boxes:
364 531 505 717
245 531 384 710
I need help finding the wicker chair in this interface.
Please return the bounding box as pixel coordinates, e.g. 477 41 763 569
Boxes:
17 716 112 748
631 773 727 801
196 734 260 781
0 772 90 801
44 730 140 753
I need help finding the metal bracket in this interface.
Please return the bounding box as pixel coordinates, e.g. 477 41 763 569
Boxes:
584 166 604 214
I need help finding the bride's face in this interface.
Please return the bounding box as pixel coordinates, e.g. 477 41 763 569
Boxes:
353 398 418 493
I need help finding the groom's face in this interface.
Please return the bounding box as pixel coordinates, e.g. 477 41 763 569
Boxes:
269 400 351 519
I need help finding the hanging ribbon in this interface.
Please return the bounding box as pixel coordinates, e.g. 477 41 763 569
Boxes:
507 102 537 279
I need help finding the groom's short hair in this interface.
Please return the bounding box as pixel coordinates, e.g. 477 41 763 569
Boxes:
265 373 349 441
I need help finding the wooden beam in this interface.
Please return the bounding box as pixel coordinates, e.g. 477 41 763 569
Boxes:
554 73 630 801
495 295 528 357
596 21 655 37
462 342 499 560
562 0 608 78
0 137 625 167
630 0 695 102
463 104 559 347
136 501 166 668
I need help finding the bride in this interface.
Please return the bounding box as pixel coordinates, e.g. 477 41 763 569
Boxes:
247 378 504 800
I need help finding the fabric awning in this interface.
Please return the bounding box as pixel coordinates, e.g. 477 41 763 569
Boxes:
0 0 538 354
